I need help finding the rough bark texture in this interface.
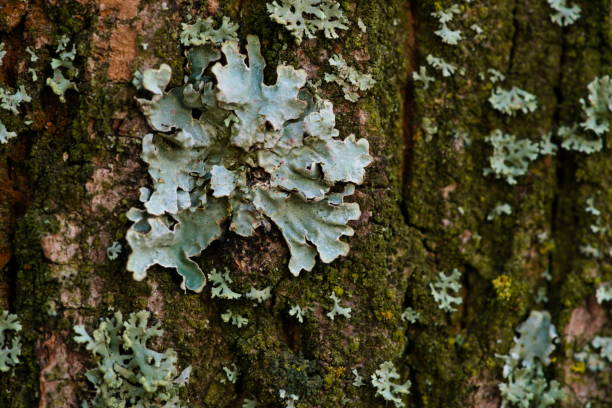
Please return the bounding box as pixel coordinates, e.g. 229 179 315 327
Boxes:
0 0 610 407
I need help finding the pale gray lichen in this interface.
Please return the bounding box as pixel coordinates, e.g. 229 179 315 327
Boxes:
426 55 456 77
25 46 38 62
128 35 372 291
221 310 249 328
357 18 367 33
0 85 31 115
288 305 306 323
538 132 558 155
222 364 238 383
487 203 512 221
73 310 188 408
596 284 612 304
106 241 122 260
574 336 612 372
580 75 612 136
209 268 242 300
352 368 365 387
431 5 462 45
496 311 564 408
267 0 349 44
46 35 78 102
400 307 420 324
0 121 17 145
579 244 602 259
0 42 5 66
243 398 258 408
324 54 375 102
558 125 603 154
370 361 411 408
279 389 300 408
180 17 239 47
489 87 538 116
547 0 581 26
412 66 435 89
0 311 22 373
326 292 352 321
245 286 272 304
484 130 540 185
429 269 463 313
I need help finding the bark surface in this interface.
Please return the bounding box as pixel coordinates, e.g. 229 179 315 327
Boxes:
0 1 610 407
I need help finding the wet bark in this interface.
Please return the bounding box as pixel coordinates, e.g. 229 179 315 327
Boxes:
0 0 610 407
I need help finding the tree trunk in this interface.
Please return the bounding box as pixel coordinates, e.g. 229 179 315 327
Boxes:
0 0 610 407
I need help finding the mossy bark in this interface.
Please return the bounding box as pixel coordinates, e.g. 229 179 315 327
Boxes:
0 0 610 407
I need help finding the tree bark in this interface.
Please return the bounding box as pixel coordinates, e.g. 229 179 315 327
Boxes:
0 0 610 407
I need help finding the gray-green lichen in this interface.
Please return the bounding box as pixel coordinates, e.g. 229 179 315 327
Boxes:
496 311 564 408
73 310 188 408
46 35 78 103
0 311 22 373
127 34 373 291
266 0 349 44
324 54 376 102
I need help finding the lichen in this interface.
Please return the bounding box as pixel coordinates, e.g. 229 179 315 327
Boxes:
179 17 239 47
484 130 540 185
546 0 581 26
128 34 372 291
431 5 462 45
73 310 188 407
0 311 22 373
326 292 352 321
370 361 411 408
429 269 463 313
46 35 78 103
496 311 564 408
489 87 538 116
426 54 456 77
266 0 349 44
324 54 376 102
0 121 17 144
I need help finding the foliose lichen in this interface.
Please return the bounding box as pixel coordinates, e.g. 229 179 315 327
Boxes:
429 269 463 313
546 0 581 26
483 130 540 185
73 310 189 407
431 5 462 45
324 54 376 102
266 0 349 44
426 54 457 77
46 35 78 103
370 361 411 408
489 87 538 116
326 292 352 321
127 32 373 291
496 311 564 408
0 311 22 373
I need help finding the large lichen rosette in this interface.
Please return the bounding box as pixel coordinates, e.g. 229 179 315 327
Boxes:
127 35 372 292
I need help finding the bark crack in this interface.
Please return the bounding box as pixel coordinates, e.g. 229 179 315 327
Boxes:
507 0 520 74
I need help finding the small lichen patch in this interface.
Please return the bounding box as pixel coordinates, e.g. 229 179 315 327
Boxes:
267 0 349 44
73 310 188 407
0 310 21 372
429 269 463 313
370 361 411 408
324 54 375 102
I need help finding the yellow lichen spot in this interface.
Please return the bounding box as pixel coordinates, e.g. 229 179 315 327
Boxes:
379 310 394 320
447 336 456 346
571 361 586 374
333 286 344 296
492 274 512 301
539 241 555 254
